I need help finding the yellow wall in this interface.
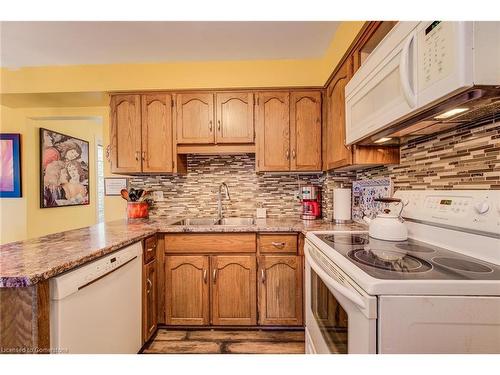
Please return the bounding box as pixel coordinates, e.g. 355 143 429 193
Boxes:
0 21 365 243
0 105 128 243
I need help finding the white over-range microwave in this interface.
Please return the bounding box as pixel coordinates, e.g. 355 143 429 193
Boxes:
345 21 500 145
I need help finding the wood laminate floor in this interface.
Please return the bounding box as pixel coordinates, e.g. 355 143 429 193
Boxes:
142 329 305 354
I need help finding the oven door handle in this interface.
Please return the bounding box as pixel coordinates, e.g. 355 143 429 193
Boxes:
307 254 367 310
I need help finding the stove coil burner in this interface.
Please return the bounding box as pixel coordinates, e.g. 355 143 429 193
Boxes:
433 257 493 273
323 234 369 246
396 243 436 253
348 249 432 273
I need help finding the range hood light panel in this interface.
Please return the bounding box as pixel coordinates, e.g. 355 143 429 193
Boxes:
434 107 469 120
374 137 393 144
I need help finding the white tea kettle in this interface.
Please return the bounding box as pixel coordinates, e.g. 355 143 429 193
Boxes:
363 198 408 241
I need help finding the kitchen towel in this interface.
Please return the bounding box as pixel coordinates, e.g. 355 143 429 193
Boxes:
352 178 393 221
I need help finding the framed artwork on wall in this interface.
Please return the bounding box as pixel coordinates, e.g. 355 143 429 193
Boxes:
40 128 90 208
0 133 22 198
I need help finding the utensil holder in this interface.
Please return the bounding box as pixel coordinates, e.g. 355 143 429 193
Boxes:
127 202 149 219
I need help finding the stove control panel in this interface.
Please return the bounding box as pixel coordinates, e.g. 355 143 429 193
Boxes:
394 190 500 236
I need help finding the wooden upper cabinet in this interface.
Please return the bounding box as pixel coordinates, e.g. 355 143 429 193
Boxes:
258 255 303 326
110 94 142 173
215 92 254 144
323 21 400 171
141 93 174 173
176 93 214 144
290 91 322 171
352 21 397 72
256 92 290 172
142 259 157 343
324 60 353 170
211 255 257 326
165 255 209 326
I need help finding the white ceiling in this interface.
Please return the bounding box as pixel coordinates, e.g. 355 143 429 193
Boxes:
0 21 339 68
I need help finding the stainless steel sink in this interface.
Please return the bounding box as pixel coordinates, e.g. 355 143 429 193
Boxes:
218 217 255 226
171 217 255 226
171 218 218 225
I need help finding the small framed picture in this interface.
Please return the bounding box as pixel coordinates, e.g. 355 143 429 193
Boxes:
104 177 128 196
0 134 22 198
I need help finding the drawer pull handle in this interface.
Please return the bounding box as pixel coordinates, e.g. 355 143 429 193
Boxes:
203 269 208 283
261 269 266 283
146 278 152 292
272 241 286 248
146 246 155 253
212 269 217 284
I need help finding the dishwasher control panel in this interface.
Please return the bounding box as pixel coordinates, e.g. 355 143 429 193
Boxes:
50 241 142 300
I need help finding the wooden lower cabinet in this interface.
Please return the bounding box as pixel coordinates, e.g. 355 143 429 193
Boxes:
211 255 257 326
165 255 210 326
258 255 303 326
143 259 157 343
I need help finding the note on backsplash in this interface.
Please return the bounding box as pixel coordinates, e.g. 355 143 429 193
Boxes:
352 178 393 221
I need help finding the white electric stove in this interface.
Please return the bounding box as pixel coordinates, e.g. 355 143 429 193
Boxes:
304 189 500 354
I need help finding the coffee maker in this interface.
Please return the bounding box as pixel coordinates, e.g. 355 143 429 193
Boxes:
300 186 321 220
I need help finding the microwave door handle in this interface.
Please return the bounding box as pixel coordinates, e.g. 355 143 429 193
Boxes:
400 33 417 108
307 253 366 310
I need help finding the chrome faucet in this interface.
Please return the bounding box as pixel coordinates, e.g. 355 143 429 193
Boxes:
217 182 231 220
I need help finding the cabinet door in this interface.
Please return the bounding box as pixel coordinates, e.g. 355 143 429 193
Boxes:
176 93 214 144
290 91 322 171
215 92 254 144
258 255 303 326
141 93 174 173
143 259 157 343
165 255 209 325
211 255 257 326
256 92 290 171
325 60 353 170
110 94 142 173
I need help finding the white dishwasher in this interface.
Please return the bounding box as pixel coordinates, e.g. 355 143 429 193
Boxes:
50 242 142 354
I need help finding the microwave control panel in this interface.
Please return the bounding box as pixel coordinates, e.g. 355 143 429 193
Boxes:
418 21 455 90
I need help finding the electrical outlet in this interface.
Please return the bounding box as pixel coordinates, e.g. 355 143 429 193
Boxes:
152 191 164 202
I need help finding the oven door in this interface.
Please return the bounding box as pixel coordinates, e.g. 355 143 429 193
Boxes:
304 240 377 354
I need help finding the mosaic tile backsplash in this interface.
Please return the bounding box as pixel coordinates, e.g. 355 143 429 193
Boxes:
129 154 353 220
356 119 499 190
129 119 499 220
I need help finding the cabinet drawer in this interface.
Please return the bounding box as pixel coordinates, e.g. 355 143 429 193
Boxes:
165 233 256 253
258 234 298 254
143 235 157 263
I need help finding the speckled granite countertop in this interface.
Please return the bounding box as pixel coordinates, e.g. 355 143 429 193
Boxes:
0 217 366 288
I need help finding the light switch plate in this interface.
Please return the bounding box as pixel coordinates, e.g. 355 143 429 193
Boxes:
256 208 267 218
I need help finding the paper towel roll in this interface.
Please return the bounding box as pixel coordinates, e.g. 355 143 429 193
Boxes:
333 188 352 222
